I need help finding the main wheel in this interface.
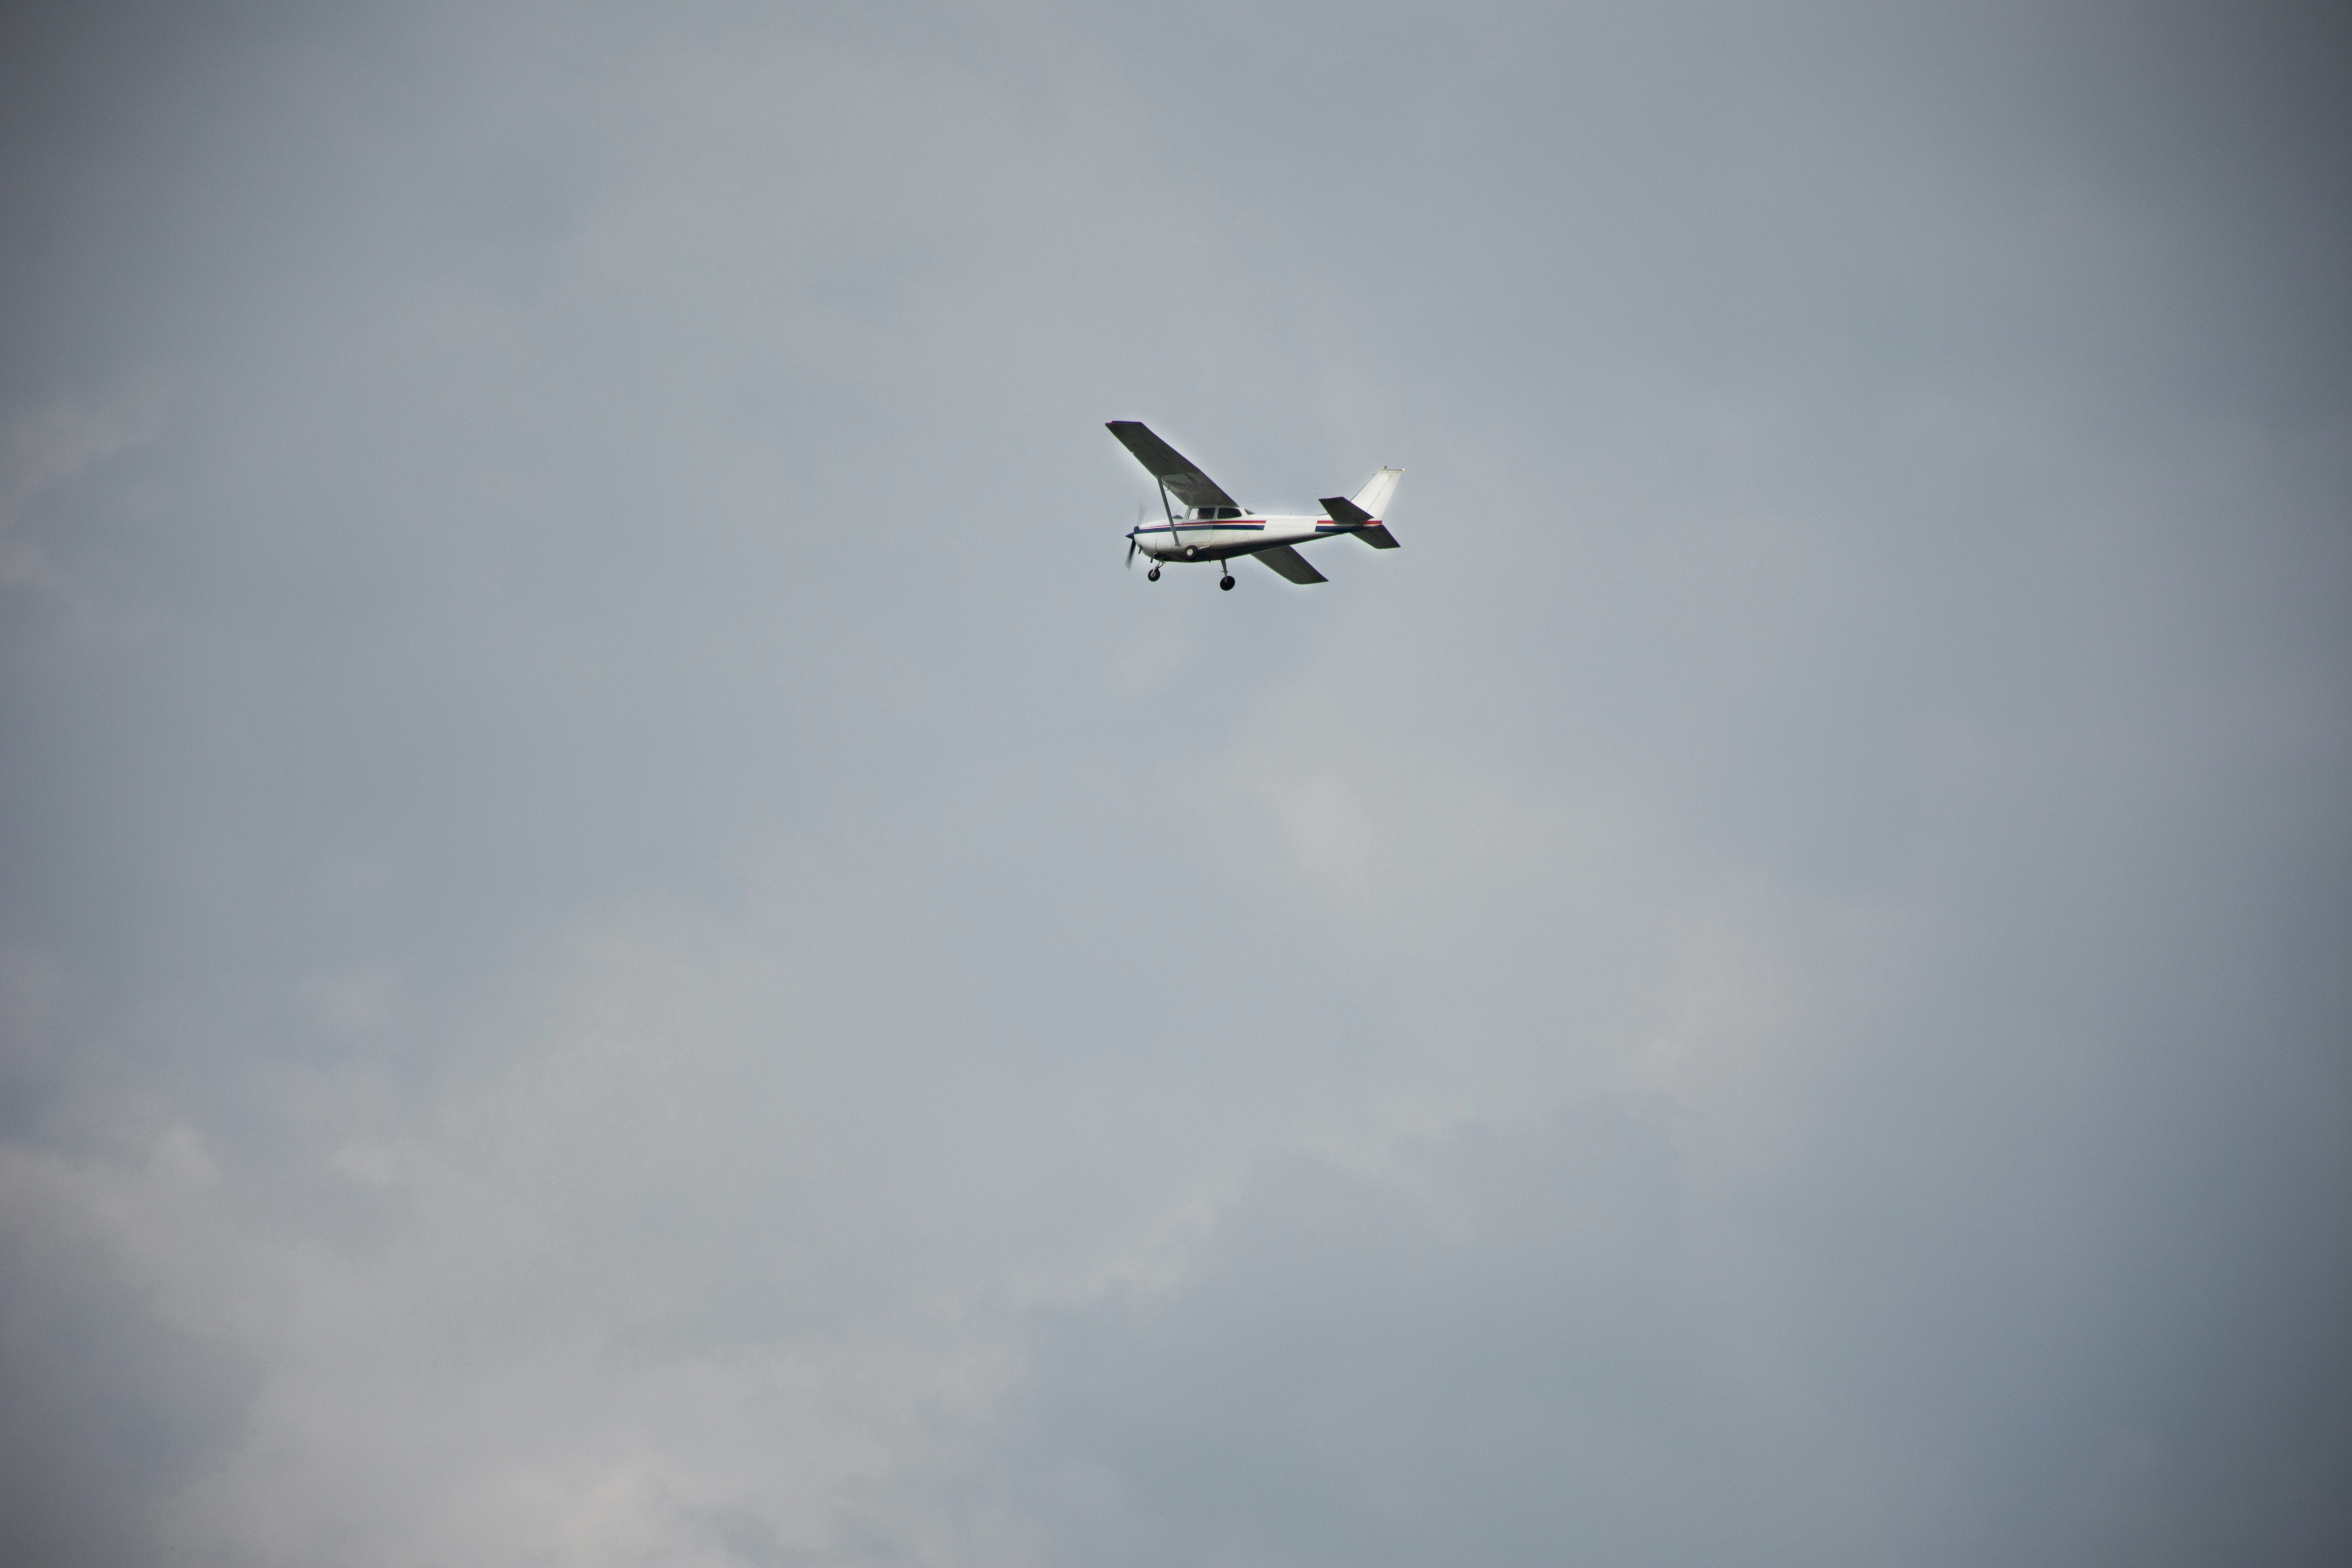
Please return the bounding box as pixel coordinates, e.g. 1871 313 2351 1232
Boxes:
1219 574 1235 591
1146 566 1160 581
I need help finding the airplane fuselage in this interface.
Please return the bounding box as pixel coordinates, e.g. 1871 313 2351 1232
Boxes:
1132 511 1365 563
1107 420 1401 586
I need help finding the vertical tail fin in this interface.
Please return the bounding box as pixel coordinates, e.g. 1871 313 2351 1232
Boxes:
1352 467 1402 519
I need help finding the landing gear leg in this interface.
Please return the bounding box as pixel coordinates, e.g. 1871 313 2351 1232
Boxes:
1219 573 1236 591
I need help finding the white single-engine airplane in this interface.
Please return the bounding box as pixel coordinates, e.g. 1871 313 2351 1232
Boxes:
1111 420 1401 590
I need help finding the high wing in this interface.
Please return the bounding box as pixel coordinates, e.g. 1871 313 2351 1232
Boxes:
1252 543 1328 584
1107 421 1240 512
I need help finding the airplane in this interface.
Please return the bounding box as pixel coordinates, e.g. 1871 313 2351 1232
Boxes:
1111 420 1401 590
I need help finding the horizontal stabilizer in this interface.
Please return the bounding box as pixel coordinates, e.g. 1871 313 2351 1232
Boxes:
1107 421 1240 512
1252 543 1328 584
1320 495 1400 549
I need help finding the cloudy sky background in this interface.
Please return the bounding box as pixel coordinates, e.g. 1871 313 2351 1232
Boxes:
2 2 2347 1563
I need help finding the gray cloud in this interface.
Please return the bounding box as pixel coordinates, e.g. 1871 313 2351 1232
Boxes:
1 1 2346 1563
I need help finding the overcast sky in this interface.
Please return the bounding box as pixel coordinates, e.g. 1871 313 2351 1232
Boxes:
2 2 2347 1564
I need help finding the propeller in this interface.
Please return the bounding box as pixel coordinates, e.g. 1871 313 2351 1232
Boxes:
1127 500 1144 569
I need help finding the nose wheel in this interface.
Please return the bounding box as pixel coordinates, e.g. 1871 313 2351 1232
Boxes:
1219 574 1235 591
1146 566 1160 581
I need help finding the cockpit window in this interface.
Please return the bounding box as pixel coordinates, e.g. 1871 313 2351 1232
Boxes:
1219 506 1242 519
